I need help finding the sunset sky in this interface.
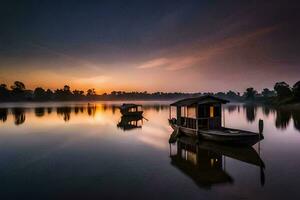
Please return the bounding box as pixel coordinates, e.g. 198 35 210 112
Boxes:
0 0 299 93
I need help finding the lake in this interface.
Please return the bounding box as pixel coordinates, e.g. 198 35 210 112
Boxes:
0 101 300 199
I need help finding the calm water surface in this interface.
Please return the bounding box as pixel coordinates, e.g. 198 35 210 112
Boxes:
0 101 300 199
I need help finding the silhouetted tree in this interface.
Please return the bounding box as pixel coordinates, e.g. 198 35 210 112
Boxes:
87 88 96 96
86 88 97 101
274 82 292 100
292 81 300 100
227 90 237 98
45 89 54 100
244 87 257 101
63 85 72 97
73 90 85 100
11 81 26 100
11 81 25 91
0 84 10 101
55 85 73 100
262 88 275 98
34 87 46 100
1 80 299 103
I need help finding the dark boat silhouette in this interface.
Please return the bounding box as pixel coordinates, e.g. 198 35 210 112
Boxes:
119 104 143 116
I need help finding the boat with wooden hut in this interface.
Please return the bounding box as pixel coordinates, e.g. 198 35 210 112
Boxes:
119 103 143 116
168 95 263 145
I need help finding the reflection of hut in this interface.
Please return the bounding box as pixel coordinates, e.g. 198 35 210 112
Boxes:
117 115 143 131
170 137 265 189
170 137 233 189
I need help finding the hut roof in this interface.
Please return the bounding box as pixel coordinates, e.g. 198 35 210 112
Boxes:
170 95 229 106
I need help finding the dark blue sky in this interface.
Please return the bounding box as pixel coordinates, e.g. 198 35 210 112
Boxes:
0 0 299 92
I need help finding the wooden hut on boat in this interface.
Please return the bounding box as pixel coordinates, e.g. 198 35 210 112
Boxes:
119 104 143 116
169 95 263 145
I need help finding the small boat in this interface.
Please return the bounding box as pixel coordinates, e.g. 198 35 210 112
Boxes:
168 95 263 146
119 103 143 116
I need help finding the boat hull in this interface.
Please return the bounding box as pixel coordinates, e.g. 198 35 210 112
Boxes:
199 131 262 146
169 120 263 146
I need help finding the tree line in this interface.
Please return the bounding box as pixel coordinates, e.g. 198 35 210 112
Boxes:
0 80 299 104
0 82 97 101
240 81 300 105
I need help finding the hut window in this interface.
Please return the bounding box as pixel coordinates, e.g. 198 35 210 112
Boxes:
210 106 214 118
187 106 196 118
181 106 187 117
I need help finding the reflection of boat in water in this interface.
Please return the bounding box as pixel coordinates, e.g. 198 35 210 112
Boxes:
169 95 263 145
119 104 143 116
117 115 143 131
170 136 265 189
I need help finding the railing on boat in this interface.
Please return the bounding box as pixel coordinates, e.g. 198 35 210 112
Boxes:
179 117 221 130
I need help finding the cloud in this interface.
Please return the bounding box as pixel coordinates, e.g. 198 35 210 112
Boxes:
75 75 111 84
137 25 278 71
136 58 169 69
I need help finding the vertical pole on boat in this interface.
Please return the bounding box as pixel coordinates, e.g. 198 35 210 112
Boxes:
196 105 199 135
258 140 261 156
258 119 264 186
222 106 225 127
223 155 226 171
259 119 264 135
